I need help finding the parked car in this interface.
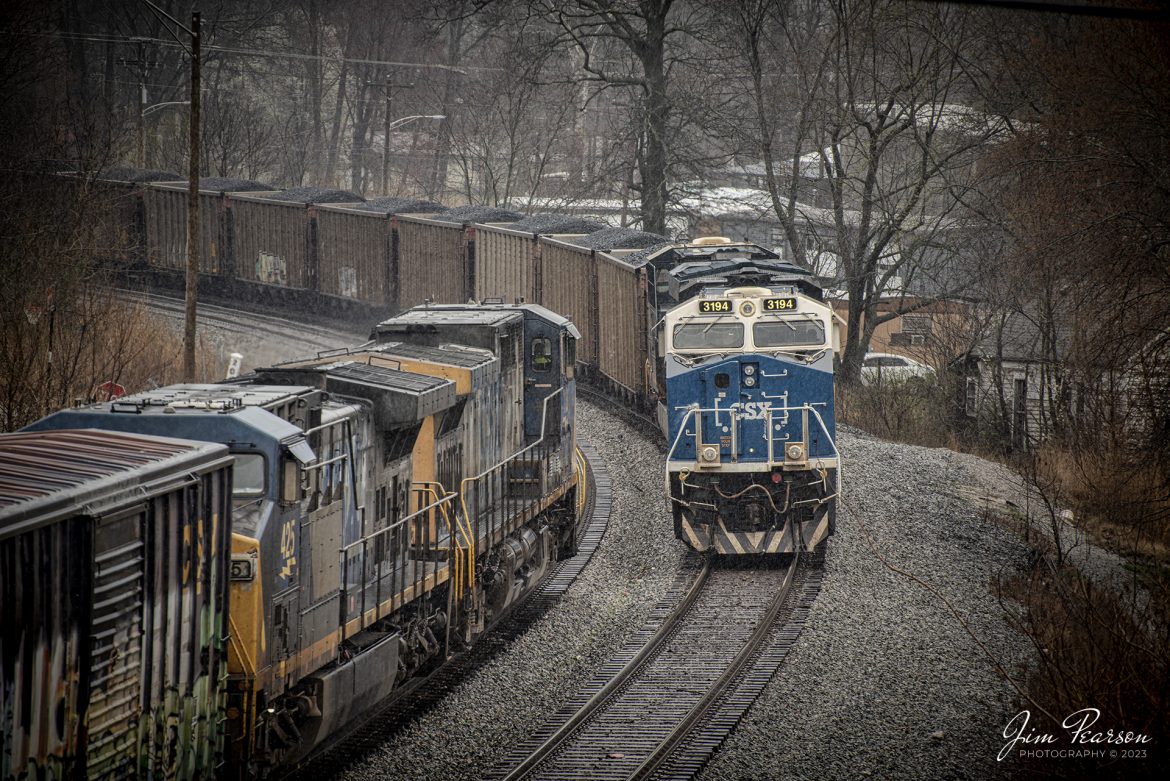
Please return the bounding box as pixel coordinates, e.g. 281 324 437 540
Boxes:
861 352 936 386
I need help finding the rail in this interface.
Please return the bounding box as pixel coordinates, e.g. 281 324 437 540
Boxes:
495 554 803 781
629 555 800 780
497 559 712 781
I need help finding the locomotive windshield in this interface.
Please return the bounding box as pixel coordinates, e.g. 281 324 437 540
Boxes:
753 317 825 348
673 318 744 350
232 452 265 498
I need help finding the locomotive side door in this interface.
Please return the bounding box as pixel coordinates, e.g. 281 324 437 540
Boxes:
522 321 561 444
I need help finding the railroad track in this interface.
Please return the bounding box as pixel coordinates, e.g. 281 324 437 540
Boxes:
486 551 824 781
576 385 663 450
115 287 368 350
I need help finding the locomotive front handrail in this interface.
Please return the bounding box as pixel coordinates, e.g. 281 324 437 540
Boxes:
665 402 843 517
666 402 840 466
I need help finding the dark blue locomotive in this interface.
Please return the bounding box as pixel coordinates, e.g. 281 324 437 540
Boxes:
654 239 840 555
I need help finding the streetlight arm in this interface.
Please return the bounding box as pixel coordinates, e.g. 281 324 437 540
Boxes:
386 114 446 132
143 100 190 117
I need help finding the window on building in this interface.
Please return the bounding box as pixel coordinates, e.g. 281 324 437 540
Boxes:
901 314 932 335
1013 377 1028 448
965 377 977 417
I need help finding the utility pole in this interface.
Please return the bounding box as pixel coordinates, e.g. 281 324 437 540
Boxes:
383 74 392 195
137 40 146 167
370 74 413 195
183 11 201 382
120 39 150 167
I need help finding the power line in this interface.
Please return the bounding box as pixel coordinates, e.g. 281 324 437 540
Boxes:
915 0 1170 21
0 29 502 73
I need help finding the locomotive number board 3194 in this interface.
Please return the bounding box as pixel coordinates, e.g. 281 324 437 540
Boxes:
698 299 732 314
763 297 797 311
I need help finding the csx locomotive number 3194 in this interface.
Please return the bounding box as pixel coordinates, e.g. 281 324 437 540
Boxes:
661 263 841 556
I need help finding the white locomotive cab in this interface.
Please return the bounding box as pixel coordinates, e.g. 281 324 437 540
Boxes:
665 286 833 356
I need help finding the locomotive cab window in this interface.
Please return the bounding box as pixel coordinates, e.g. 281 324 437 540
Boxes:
532 337 553 372
562 334 576 378
673 319 744 350
232 453 265 498
753 317 825 348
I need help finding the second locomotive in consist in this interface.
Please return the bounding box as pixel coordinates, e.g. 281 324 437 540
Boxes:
655 239 841 555
15 302 581 778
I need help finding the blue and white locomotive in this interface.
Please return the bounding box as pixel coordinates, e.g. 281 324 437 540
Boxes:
656 239 840 555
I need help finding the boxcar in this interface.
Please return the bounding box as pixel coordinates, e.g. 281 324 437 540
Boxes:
0 429 233 780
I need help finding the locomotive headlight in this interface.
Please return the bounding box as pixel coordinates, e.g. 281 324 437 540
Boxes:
743 376 757 387
786 443 805 461
743 365 756 376
740 301 756 317
700 445 720 462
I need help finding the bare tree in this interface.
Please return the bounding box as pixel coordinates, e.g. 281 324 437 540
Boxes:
528 0 718 235
727 0 1005 383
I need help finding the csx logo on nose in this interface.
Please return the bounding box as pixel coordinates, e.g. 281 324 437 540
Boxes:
729 402 772 420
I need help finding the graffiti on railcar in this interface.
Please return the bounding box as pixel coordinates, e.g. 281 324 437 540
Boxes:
338 266 358 299
256 252 288 285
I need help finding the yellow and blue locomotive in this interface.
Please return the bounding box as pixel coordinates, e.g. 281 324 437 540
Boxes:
12 301 581 778
657 240 840 555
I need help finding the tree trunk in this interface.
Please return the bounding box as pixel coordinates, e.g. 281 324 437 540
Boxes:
306 1 324 184
350 81 371 194
638 8 669 236
325 32 352 186
430 16 464 201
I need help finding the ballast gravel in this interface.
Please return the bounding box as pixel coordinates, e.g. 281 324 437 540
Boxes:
338 399 685 781
700 426 1035 781
338 417 1039 781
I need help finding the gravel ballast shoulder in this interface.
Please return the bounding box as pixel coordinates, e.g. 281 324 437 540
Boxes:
336 418 1041 781
338 399 685 781
699 428 1035 781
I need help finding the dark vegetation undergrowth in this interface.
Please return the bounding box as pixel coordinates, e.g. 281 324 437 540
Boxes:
839 380 1170 778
